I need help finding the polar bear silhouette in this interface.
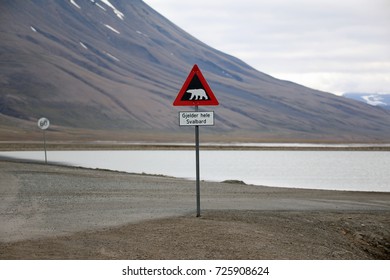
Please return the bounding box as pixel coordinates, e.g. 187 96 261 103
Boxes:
187 89 209 100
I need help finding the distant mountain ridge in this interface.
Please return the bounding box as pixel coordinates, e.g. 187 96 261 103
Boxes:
343 93 390 111
1 0 390 142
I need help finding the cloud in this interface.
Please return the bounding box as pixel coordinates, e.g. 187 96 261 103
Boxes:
144 0 390 94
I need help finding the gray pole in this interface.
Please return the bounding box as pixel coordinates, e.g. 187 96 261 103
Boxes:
195 105 201 217
43 130 47 164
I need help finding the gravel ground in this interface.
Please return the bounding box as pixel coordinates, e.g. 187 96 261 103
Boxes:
0 160 389 259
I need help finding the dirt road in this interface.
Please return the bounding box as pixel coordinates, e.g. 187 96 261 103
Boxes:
1 160 389 259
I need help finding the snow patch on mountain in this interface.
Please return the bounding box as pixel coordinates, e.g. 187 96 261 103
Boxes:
70 0 81 9
79 42 88 50
104 24 120 34
136 30 148 37
101 0 125 20
96 2 106 11
362 95 387 106
343 92 390 110
104 51 120 62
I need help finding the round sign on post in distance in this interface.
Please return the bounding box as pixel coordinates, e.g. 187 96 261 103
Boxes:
38 117 50 130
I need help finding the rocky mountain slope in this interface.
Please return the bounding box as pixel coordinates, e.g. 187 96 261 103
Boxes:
1 0 390 142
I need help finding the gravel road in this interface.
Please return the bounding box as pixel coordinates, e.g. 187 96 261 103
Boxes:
1 160 390 259
1 160 389 243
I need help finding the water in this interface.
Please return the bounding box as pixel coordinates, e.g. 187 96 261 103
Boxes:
1 150 389 192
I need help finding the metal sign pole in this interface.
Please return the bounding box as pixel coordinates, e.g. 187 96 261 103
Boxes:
38 117 50 164
195 105 201 217
173 65 219 218
43 130 47 164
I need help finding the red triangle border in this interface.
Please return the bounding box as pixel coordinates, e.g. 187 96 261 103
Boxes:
173 64 219 106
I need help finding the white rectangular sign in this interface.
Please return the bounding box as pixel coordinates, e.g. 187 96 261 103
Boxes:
179 111 214 126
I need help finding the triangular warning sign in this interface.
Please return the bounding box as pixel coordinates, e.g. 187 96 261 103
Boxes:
173 64 219 106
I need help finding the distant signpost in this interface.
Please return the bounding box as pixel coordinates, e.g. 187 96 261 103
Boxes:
37 117 50 164
173 64 219 217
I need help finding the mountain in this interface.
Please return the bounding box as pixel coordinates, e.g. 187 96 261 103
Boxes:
343 93 390 111
1 0 390 142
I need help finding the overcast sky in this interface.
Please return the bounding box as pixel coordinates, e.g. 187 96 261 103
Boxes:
143 0 390 95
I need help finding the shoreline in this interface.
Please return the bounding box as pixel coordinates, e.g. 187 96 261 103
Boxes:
1 141 390 151
1 159 389 259
1 156 389 194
